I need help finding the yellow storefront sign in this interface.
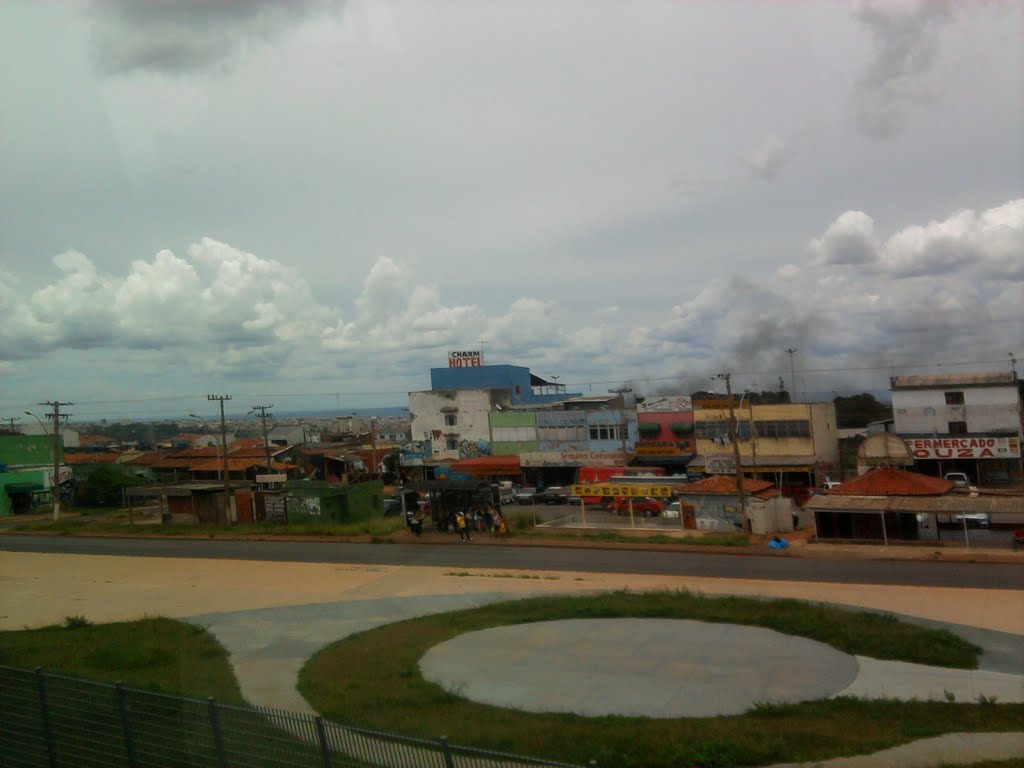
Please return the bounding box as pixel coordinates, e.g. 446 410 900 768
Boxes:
571 484 674 498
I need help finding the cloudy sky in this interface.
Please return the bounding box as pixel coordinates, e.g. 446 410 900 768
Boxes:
1 0 1021 421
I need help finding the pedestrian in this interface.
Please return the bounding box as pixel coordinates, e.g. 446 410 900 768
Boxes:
497 511 507 540
491 507 501 537
456 510 470 542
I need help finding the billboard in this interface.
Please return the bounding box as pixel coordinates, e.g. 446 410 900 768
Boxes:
904 436 1020 460
448 350 483 368
635 440 691 457
705 454 737 474
521 450 624 467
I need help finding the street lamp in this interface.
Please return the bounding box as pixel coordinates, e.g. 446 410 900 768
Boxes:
24 411 48 434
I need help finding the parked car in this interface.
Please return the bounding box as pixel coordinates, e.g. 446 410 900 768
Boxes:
606 497 663 516
944 472 970 488
663 500 681 519
514 487 537 505
535 486 570 505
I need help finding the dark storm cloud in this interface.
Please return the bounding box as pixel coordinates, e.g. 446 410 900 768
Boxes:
89 0 343 75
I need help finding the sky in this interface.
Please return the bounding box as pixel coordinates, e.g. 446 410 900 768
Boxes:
1 0 1021 422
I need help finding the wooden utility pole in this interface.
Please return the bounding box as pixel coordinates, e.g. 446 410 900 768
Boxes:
717 375 749 533
2 416 21 433
251 404 274 475
38 401 72 521
207 394 232 526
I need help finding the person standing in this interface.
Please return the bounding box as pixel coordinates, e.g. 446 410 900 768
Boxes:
456 510 470 542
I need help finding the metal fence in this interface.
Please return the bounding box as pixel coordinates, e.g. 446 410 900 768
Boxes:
0 666 591 768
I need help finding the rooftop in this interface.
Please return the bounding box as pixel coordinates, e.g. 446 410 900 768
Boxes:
892 372 1017 388
829 468 954 496
681 475 776 496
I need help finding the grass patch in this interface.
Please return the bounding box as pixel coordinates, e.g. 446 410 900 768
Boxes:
0 616 244 703
299 591 1011 768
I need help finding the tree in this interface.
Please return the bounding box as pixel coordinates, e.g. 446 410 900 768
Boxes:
834 393 892 429
76 466 145 507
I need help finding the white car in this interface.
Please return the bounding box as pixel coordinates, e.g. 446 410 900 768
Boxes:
944 472 970 488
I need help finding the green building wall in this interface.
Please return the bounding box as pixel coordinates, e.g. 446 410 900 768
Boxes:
285 480 384 524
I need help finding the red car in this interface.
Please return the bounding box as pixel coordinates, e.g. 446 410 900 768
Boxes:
606 497 663 516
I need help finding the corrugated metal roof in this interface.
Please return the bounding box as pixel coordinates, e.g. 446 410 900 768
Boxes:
806 494 1023 515
892 372 1016 388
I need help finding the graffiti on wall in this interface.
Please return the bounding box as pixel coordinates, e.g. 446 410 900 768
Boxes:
459 439 491 459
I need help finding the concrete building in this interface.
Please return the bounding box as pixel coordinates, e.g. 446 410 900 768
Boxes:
406 353 578 471
675 475 795 535
891 372 1023 485
635 396 695 473
489 393 639 486
689 401 839 493
0 434 71 516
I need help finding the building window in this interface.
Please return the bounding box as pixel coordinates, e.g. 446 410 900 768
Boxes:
944 392 965 405
445 438 458 450
493 426 535 442
948 421 968 435
444 414 458 426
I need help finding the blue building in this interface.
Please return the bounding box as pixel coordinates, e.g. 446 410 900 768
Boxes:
429 364 577 405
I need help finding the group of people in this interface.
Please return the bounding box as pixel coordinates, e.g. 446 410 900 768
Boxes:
452 506 508 542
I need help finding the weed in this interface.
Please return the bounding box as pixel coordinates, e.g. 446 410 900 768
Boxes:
63 615 93 630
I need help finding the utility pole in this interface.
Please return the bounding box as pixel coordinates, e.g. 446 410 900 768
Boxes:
608 386 633 466
207 394 232 526
2 416 20 433
38 401 72 521
715 375 749 533
251 404 274 475
784 348 799 403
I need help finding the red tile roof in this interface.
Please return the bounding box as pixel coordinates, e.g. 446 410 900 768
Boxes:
682 476 776 495
830 468 954 496
64 452 121 465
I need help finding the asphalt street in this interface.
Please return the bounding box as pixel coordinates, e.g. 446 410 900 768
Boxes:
3 534 1021 589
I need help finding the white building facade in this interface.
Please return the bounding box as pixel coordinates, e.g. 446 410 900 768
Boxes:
891 372 1023 485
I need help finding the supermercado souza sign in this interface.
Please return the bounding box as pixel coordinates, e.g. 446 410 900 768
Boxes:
905 436 1020 460
448 350 482 367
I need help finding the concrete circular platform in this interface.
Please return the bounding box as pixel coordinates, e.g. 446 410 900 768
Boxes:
419 618 860 718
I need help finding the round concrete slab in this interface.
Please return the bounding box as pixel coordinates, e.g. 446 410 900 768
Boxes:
419 618 860 718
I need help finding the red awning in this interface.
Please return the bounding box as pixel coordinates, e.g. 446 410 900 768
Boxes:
448 455 522 475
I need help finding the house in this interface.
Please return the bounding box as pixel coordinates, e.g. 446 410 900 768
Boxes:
675 475 795 535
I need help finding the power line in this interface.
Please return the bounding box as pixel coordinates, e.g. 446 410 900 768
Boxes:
0 357 1013 414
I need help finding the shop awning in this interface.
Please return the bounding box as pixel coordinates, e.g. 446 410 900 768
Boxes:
447 455 522 476
670 422 694 433
637 422 660 432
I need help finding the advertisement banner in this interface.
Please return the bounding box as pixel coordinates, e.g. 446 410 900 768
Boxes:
521 450 624 467
904 436 1020 460
635 440 692 457
705 454 737 474
572 483 674 498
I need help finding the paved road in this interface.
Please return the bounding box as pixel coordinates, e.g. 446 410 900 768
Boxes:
3 534 1021 589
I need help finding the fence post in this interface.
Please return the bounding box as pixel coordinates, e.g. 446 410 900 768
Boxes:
116 682 137 768
34 667 58 768
314 717 333 768
207 697 228 768
439 735 456 768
